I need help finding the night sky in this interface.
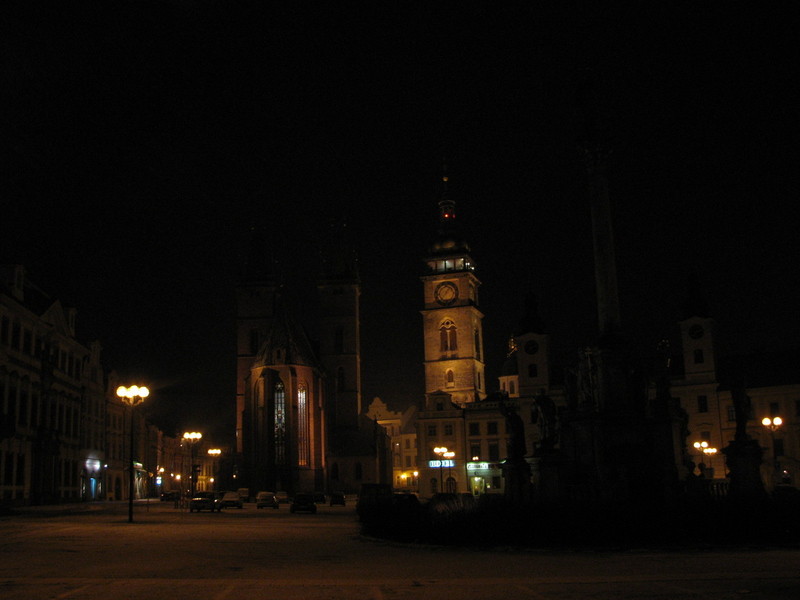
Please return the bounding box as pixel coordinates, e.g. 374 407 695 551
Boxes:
3 4 798 444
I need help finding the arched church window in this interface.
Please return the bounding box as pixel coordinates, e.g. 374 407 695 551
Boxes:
440 320 457 352
274 381 286 465
297 382 309 466
445 369 455 388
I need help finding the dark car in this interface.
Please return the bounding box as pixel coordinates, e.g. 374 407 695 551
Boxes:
160 490 180 502
189 491 222 512
356 483 393 521
219 491 244 508
290 492 317 514
256 491 279 509
329 491 346 506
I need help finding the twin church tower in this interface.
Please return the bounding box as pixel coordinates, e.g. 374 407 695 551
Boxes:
235 176 488 496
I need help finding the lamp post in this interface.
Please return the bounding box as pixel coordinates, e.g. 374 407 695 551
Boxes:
116 385 149 523
183 432 202 498
207 448 221 491
761 416 783 485
693 441 709 476
433 447 448 493
443 451 455 492
702 446 717 478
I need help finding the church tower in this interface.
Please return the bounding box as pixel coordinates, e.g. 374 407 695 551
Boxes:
235 227 279 454
500 292 552 398
678 273 718 383
317 219 362 431
420 173 486 406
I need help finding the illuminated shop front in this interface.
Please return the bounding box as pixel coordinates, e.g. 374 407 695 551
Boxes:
466 461 503 495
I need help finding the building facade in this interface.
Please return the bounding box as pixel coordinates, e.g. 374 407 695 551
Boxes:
1 265 106 505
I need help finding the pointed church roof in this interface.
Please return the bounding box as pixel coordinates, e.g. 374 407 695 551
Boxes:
253 290 321 369
513 292 546 336
427 163 472 258
241 226 280 285
319 218 359 283
680 272 712 320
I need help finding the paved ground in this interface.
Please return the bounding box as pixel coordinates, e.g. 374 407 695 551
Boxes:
2 500 799 599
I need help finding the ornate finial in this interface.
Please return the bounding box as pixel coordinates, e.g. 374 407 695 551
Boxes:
438 156 455 223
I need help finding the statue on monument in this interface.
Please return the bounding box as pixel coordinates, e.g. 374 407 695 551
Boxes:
496 393 533 504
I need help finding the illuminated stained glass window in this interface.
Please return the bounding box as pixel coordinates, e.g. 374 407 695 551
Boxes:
297 383 309 466
274 381 286 465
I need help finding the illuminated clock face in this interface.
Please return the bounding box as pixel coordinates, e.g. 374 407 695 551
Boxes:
688 324 704 339
434 282 458 305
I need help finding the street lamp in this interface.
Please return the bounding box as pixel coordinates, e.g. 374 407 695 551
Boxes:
116 385 149 523
207 448 221 491
183 432 202 498
693 441 709 476
762 416 783 485
443 450 455 492
433 447 448 493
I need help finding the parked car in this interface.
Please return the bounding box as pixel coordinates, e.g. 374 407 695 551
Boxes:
219 491 244 508
189 491 222 512
313 492 326 504
256 491 279 509
237 488 251 503
275 490 290 504
329 491 346 506
356 483 393 521
160 490 180 502
290 492 317 514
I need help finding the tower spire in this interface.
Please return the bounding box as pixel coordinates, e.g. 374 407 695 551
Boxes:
438 156 455 224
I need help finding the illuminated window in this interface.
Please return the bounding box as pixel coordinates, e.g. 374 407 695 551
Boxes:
297 383 309 466
440 320 457 352
274 381 286 465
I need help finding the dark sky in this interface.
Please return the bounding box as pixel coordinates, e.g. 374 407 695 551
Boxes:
3 4 798 444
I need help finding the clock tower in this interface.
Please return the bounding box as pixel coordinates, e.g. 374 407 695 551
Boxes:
420 176 486 406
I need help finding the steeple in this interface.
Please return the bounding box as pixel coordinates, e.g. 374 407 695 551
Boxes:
426 164 474 273
513 292 546 337
680 271 712 320
319 218 359 283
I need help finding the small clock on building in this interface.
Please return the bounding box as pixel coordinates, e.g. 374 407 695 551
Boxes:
434 282 458 306
688 324 704 339
524 340 539 355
